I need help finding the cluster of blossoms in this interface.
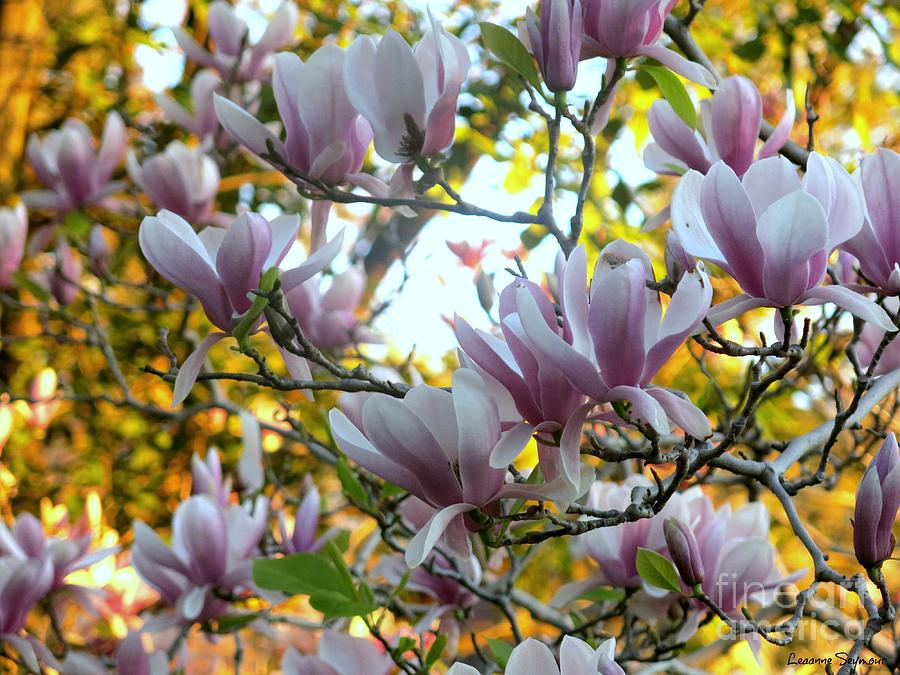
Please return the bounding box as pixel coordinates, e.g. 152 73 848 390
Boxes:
1 0 900 672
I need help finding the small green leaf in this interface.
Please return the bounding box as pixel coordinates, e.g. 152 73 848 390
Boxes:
639 64 696 129
578 587 627 603
325 540 357 597
479 22 542 91
63 210 91 237
426 633 447 667
487 638 514 669
209 613 258 633
309 590 375 618
636 547 682 593
394 636 417 657
337 457 368 506
252 553 343 595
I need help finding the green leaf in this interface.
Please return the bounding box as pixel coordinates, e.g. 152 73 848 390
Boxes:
309 590 375 618
63 210 91 237
394 636 417 657
639 64 696 129
209 613 258 633
426 633 447 667
479 22 542 91
252 553 345 596
337 457 368 506
636 547 682 593
487 638 514 669
578 587 627 603
325 540 356 595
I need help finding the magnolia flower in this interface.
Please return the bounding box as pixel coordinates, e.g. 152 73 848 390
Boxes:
115 633 168 675
128 142 220 222
214 44 372 249
0 204 27 288
24 112 126 211
138 210 344 404
858 299 900 375
580 0 715 87
842 148 900 294
48 238 82 306
330 369 536 566
672 156 896 332
174 1 297 81
448 636 624 675
191 448 231 507
664 518 704 587
88 225 112 277
447 239 492 269
853 434 900 569
644 75 796 177
0 557 56 672
344 15 470 164
278 479 327 554
509 242 712 438
519 0 582 92
280 630 393 675
285 266 377 351
0 511 114 592
156 70 221 139
131 494 268 622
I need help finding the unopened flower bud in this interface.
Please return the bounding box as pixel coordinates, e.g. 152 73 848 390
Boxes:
663 517 704 587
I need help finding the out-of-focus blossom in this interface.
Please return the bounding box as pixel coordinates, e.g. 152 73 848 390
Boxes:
672 156 896 332
24 112 126 212
156 70 221 139
191 448 231 507
280 630 393 675
510 242 712 438
447 239 492 269
644 75 795 177
842 149 900 294
344 15 470 164
0 204 27 288
128 142 220 222
519 0 582 92
278 478 326 554
853 433 900 569
664 517 704 587
138 210 344 403
24 367 59 430
0 510 115 592
330 369 536 566
285 266 376 351
131 493 268 622
580 0 715 87
115 632 168 675
0 557 56 672
174 1 297 82
858 299 900 375
88 225 112 277
448 636 624 675
49 238 82 306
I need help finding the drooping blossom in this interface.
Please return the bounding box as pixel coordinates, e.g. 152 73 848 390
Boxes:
174 1 298 82
280 630 393 675
138 210 344 403
330 369 537 566
128 142 220 222
509 242 712 438
285 266 378 351
580 0 716 87
519 0 583 92
214 44 372 248
48 238 82 306
0 509 115 592
671 155 896 331
156 70 221 139
853 433 900 569
644 75 795 178
344 14 470 164
0 557 56 672
24 112 126 212
131 493 268 622
448 636 624 675
0 204 27 287
115 632 168 675
841 148 900 294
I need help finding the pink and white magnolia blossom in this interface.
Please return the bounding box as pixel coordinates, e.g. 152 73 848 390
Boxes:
88 225 112 277
0 557 57 672
343 15 470 164
115 632 168 675
509 242 712 439
580 0 715 88
156 70 221 139
448 636 624 675
519 0 583 93
644 75 796 177
672 155 897 332
48 238 82 306
278 478 328 554
330 369 545 567
0 204 27 288
858 298 900 375
174 1 297 82
131 493 268 622
138 209 345 404
853 433 900 569
841 148 900 294
280 630 393 675
128 142 220 223
285 265 377 351
214 44 373 249
24 112 126 212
